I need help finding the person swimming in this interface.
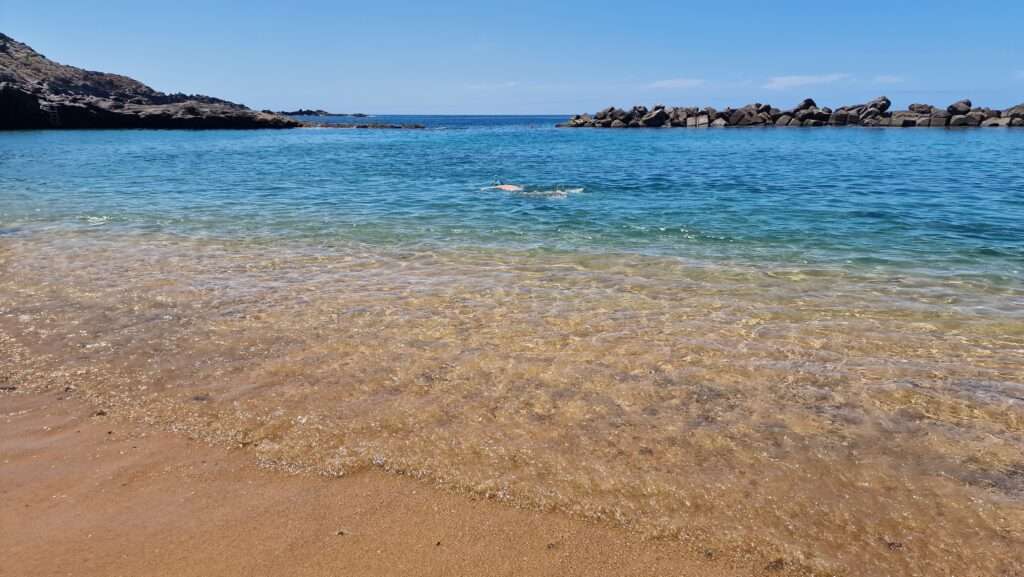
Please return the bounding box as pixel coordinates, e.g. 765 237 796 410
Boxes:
484 180 524 192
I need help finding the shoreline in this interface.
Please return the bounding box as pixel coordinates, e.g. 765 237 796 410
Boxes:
1 227 1021 577
1 389 750 577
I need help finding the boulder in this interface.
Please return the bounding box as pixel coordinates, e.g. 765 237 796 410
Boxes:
829 111 851 125
972 107 999 120
908 103 934 114
710 118 728 128
640 108 670 127
866 96 892 112
1003 104 1024 119
610 119 627 128
981 117 1010 127
929 111 950 127
776 114 793 126
796 98 817 111
860 107 881 121
949 115 969 127
891 113 920 127
696 114 710 127
728 107 756 126
946 99 972 115
1011 117 1024 127
966 111 986 126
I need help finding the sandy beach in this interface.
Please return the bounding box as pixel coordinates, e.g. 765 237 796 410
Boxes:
5 7 1024 575
1 389 755 577
1 227 1022 577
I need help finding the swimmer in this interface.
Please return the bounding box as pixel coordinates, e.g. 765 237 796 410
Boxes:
483 180 524 193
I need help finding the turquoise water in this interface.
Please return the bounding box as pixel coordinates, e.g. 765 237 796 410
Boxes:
4 118 1024 576
1 116 1023 283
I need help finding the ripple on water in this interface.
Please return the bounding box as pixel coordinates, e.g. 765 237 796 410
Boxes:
1 232 1022 577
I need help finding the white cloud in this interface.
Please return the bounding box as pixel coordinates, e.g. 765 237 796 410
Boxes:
465 81 520 90
873 75 905 84
763 73 851 90
647 78 706 89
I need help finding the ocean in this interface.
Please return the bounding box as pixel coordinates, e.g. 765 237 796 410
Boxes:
1 117 1022 575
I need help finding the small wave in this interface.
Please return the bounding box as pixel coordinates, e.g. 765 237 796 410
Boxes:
83 215 111 226
480 185 584 199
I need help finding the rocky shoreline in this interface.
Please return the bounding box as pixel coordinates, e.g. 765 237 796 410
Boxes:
277 109 369 117
305 122 425 129
1 32 299 130
561 97 1024 129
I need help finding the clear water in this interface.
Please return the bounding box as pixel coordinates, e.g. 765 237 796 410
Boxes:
2 117 1022 283
2 119 1023 576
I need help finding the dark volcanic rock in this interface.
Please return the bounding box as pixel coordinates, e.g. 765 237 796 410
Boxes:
965 111 986 126
796 98 817 111
0 32 300 130
929 111 951 127
982 117 1011 127
560 96 1022 129
640 107 669 127
949 115 969 127
277 109 359 117
866 96 892 113
947 99 972 115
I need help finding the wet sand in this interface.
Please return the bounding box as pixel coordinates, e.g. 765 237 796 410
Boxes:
2 390 743 577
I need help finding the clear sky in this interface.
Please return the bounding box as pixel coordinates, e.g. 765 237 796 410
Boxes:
4 1 1022 114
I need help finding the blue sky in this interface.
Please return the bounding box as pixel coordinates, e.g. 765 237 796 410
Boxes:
4 1 1023 114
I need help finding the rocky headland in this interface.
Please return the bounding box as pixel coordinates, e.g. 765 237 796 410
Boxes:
276 109 369 117
0 32 300 129
561 97 1024 129
304 121 425 129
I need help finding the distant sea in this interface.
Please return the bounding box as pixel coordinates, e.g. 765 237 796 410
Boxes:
2 118 1023 576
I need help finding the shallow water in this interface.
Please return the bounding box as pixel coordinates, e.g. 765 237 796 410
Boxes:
2 120 1023 576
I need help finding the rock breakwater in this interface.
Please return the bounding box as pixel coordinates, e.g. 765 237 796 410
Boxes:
561 97 1024 128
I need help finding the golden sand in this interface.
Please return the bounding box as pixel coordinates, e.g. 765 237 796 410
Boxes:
2 232 1022 576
